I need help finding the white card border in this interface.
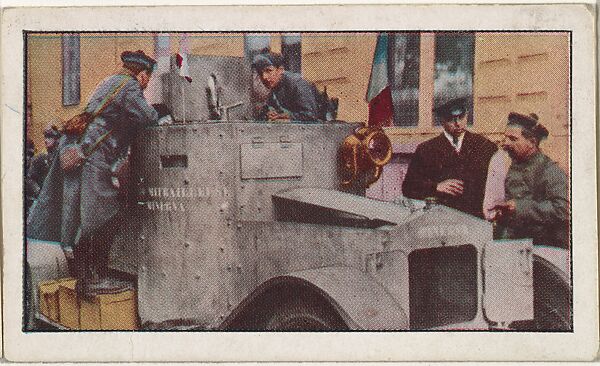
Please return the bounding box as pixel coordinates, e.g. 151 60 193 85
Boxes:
1 4 597 362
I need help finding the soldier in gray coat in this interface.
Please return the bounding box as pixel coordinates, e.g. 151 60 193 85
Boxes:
27 50 159 296
252 53 320 122
25 125 62 215
492 112 569 249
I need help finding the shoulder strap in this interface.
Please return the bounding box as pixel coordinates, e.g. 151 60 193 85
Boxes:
91 75 133 118
81 75 133 156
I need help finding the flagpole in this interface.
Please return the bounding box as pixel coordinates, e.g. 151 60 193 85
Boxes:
178 33 190 124
182 81 186 124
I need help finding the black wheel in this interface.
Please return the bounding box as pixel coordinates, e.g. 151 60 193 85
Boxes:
222 283 351 331
264 296 348 331
532 255 571 331
511 254 572 331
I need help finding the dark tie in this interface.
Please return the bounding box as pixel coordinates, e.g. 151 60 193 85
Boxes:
453 136 459 146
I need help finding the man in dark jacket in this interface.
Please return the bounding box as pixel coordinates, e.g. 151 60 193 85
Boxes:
402 97 498 218
252 53 319 122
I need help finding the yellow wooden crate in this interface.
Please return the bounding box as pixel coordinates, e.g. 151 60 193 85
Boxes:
38 279 62 322
57 279 80 330
80 289 138 330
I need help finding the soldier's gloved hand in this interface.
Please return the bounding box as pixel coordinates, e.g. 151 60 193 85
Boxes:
436 179 464 197
157 115 173 126
152 103 172 119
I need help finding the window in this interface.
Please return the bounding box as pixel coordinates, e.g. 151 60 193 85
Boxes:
389 33 421 127
433 33 475 125
244 34 272 119
62 34 80 106
243 33 271 60
281 34 302 73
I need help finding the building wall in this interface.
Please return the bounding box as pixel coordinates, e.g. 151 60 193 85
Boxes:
384 32 570 173
26 33 246 153
186 33 245 57
301 33 377 123
473 32 569 172
27 33 154 153
27 32 569 173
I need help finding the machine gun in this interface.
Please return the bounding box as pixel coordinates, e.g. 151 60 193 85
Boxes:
317 86 339 122
205 73 244 121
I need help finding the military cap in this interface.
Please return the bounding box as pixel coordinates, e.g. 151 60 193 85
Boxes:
251 53 283 73
433 97 467 121
508 112 549 141
43 125 61 139
26 138 35 151
507 112 538 128
26 139 35 158
120 50 157 72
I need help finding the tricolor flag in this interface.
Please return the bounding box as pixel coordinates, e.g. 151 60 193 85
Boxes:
366 33 393 127
176 33 192 83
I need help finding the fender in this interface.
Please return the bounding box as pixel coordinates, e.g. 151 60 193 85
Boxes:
533 246 570 285
220 266 408 330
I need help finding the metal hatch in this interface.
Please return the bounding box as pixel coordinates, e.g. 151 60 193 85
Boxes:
272 188 414 226
483 239 534 324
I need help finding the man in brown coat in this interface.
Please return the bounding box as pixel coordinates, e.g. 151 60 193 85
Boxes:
402 97 498 218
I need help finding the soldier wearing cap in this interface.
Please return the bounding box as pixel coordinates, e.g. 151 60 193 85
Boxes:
27 50 160 297
251 52 319 122
402 97 498 218
493 112 569 249
25 124 62 214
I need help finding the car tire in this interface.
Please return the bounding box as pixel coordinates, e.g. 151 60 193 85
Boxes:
510 254 571 331
263 296 348 331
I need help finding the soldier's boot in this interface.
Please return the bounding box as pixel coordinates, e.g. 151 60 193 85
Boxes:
73 243 92 298
85 241 130 296
95 238 111 280
63 247 77 277
65 257 77 278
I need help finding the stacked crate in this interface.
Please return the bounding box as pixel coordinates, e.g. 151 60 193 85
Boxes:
38 278 138 330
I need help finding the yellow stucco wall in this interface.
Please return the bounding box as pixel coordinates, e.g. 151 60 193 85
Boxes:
384 32 569 172
27 33 154 153
185 33 245 57
472 32 569 171
301 33 377 123
27 32 569 172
